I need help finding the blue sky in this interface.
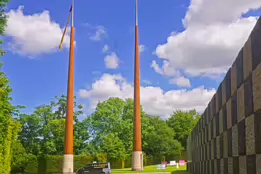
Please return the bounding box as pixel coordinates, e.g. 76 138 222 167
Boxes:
2 0 260 118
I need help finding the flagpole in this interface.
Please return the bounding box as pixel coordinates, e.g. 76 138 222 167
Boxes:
63 0 75 173
132 0 143 171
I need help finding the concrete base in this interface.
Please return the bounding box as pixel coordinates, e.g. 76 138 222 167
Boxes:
132 151 143 171
63 154 74 174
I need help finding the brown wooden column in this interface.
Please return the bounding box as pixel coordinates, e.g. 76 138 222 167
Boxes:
63 0 75 173
132 0 143 171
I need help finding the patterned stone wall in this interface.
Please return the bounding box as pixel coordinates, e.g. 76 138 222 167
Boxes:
186 17 261 174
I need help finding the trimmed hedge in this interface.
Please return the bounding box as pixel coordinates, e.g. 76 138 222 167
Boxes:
43 155 94 173
12 153 186 173
11 155 94 174
24 155 38 174
109 158 131 169
74 155 94 170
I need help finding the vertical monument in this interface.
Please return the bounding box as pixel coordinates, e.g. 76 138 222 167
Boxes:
187 17 261 174
132 0 143 171
62 0 75 173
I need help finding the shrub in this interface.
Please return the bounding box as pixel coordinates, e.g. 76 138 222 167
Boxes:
24 155 38 174
96 154 107 163
74 155 94 171
45 156 63 173
11 154 176 173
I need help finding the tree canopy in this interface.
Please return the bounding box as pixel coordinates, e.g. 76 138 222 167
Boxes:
13 97 198 165
0 89 200 172
167 110 200 148
18 95 88 156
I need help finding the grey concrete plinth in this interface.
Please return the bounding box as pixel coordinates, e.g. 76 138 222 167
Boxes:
132 151 143 171
63 154 74 174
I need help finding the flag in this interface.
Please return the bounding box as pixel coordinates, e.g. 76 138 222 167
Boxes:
59 6 72 50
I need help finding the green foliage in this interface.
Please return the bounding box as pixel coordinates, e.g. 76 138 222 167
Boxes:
0 64 13 141
0 0 197 171
144 156 162 166
0 61 22 173
82 97 187 168
18 113 42 155
143 116 183 156
16 155 95 173
45 156 63 173
73 156 94 171
0 0 9 53
0 0 9 36
96 153 107 163
1 116 13 173
7 95 199 172
12 154 177 172
11 139 27 172
87 97 183 161
24 154 38 174
74 117 90 155
5 83 199 172
109 159 124 169
99 133 126 160
18 95 89 156
167 110 200 149
11 152 39 174
87 98 135 157
0 63 13 167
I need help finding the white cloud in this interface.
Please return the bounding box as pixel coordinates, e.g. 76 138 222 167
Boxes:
89 25 106 41
6 6 70 56
184 0 261 27
169 76 191 88
153 0 260 78
102 44 109 53
139 44 145 53
151 60 179 77
79 73 215 118
104 52 119 69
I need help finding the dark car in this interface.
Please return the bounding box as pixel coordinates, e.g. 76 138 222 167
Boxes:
76 163 111 174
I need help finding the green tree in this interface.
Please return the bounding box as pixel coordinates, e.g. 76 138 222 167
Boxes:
18 113 42 155
0 116 21 174
10 139 28 173
87 98 152 159
74 117 91 155
167 110 200 149
18 95 89 156
143 116 183 157
88 97 184 160
99 133 126 161
0 61 22 174
0 0 8 48
0 63 13 173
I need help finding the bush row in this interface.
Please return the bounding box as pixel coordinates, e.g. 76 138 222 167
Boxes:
11 152 187 174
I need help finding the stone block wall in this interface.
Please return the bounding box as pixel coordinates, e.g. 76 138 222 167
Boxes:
186 17 261 174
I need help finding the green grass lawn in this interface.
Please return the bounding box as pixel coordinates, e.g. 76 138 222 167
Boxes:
112 165 190 174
